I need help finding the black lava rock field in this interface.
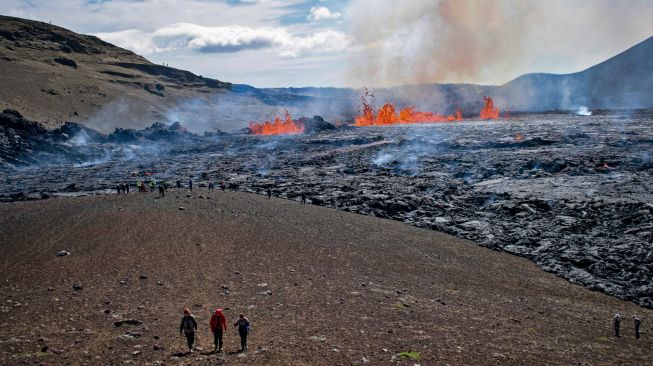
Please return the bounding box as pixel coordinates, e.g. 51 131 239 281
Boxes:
1 109 652 308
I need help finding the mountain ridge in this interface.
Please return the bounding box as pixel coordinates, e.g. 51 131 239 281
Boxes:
0 15 651 132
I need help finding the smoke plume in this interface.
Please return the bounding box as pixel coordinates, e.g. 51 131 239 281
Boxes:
345 0 653 87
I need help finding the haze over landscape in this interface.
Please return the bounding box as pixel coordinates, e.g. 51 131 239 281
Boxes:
0 1 652 365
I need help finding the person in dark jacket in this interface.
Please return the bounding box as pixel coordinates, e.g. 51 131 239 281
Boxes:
179 308 198 352
633 315 641 339
233 313 250 351
613 314 622 337
209 309 227 352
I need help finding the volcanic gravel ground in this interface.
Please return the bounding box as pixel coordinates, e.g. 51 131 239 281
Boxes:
0 193 651 365
1 111 653 309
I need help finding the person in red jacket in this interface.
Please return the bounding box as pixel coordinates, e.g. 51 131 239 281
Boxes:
209 309 227 352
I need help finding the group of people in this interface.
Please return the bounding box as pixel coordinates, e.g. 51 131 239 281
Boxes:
207 180 227 191
179 308 251 353
135 180 156 193
115 183 130 194
613 314 641 339
118 177 311 204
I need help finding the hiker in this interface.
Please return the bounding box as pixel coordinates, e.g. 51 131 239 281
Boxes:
613 314 622 337
300 193 306 205
267 187 272 199
116 184 122 194
209 309 227 352
233 313 250 351
208 181 215 190
124 183 130 194
158 183 165 198
149 180 156 192
176 179 182 190
220 180 226 191
179 308 198 352
188 179 193 191
633 315 641 339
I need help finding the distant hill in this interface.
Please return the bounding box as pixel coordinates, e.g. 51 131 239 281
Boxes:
246 35 653 118
497 36 653 111
0 15 231 132
0 15 651 133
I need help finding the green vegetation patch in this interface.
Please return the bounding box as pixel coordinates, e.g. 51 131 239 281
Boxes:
399 351 421 360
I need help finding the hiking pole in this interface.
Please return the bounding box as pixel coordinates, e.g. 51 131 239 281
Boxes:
194 327 200 351
180 332 186 353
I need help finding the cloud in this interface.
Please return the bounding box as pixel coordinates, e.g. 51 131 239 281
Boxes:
307 6 342 21
93 29 166 54
94 23 355 57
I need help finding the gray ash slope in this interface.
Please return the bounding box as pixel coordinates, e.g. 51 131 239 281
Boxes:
1 110 652 309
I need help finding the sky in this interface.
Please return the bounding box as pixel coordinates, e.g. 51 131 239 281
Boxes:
2 0 652 88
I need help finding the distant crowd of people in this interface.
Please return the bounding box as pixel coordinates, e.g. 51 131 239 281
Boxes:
180 308 250 353
115 177 310 203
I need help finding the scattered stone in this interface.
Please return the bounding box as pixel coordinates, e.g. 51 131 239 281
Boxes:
114 319 143 327
56 250 70 257
118 331 141 341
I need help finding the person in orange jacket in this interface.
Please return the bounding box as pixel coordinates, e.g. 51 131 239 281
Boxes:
209 309 227 352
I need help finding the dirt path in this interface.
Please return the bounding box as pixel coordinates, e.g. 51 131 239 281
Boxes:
0 191 650 365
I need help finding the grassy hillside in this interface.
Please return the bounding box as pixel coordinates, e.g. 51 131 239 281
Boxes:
0 15 230 131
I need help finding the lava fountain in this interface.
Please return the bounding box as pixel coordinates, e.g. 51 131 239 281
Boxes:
480 96 500 119
355 90 462 126
249 110 305 135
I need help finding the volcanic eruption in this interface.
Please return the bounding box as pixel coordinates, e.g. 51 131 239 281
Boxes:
354 90 462 126
249 110 305 135
353 89 507 126
480 96 500 119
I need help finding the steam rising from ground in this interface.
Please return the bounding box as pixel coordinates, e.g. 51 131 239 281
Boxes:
577 106 592 116
345 0 653 87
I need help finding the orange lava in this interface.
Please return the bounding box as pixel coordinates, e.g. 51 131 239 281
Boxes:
480 96 500 119
249 110 304 135
354 90 462 126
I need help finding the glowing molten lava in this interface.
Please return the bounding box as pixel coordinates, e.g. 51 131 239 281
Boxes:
355 91 462 127
249 110 304 135
480 96 500 119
